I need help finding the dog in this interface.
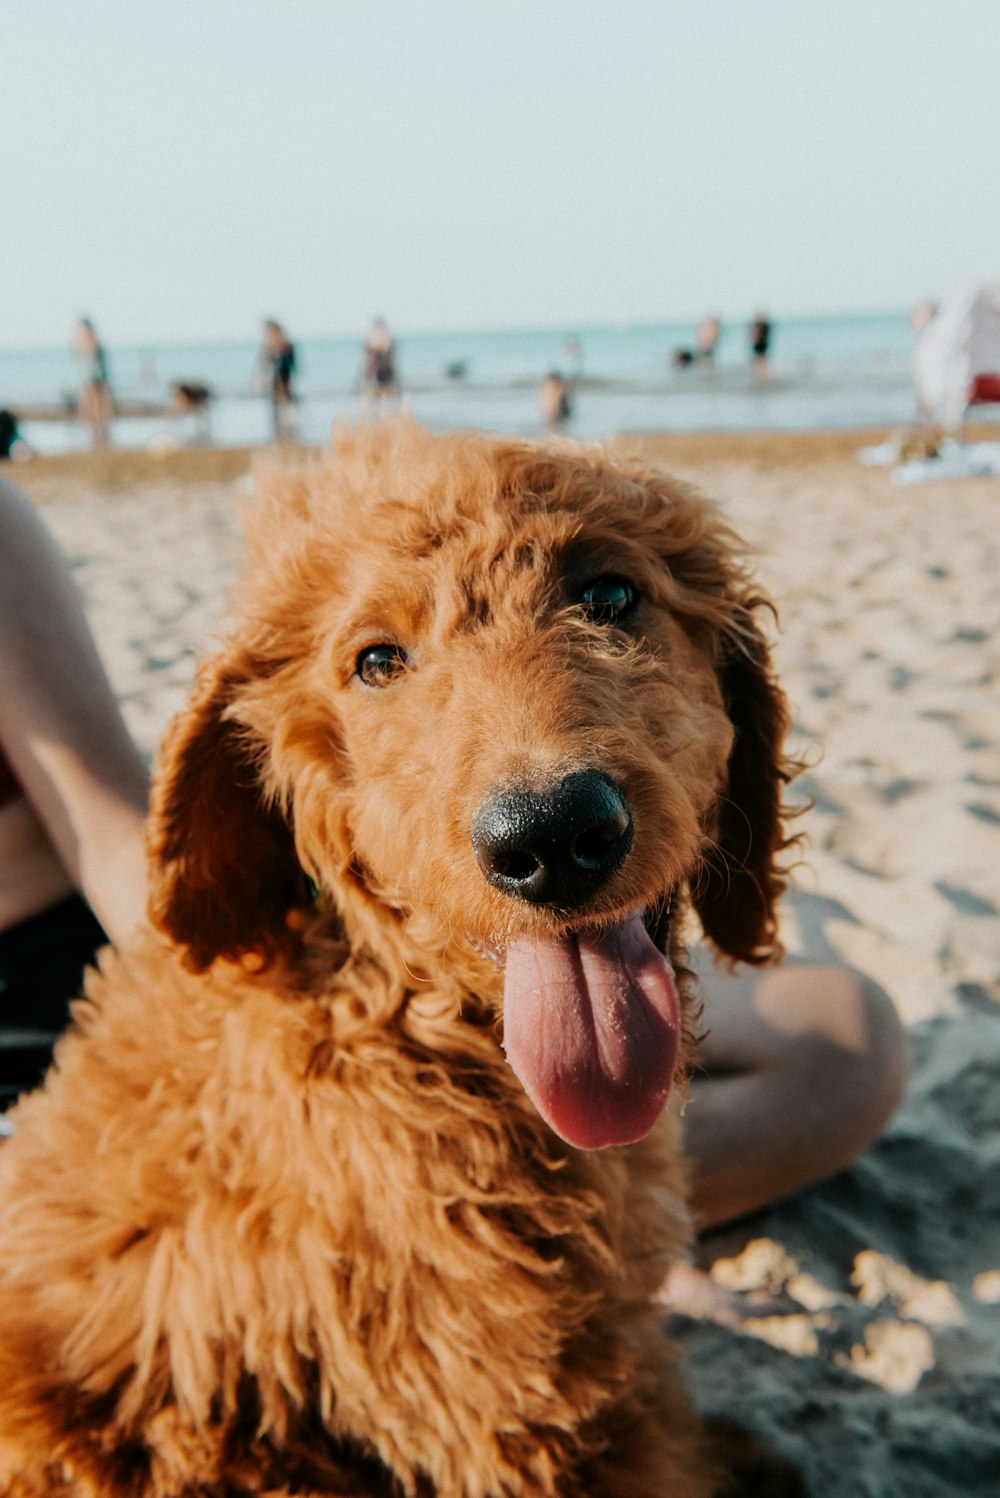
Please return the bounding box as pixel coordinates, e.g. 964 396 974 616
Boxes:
170 382 214 443
170 381 213 414
0 419 792 1496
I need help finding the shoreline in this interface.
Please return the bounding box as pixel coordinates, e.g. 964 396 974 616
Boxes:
11 420 998 486
0 424 959 490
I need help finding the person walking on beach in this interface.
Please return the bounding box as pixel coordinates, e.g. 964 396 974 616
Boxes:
362 317 398 406
0 473 149 1114
261 319 298 439
72 317 114 447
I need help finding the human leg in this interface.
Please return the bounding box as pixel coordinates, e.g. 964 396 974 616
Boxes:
682 949 907 1231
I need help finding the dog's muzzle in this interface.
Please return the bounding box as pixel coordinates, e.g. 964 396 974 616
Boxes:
471 769 633 907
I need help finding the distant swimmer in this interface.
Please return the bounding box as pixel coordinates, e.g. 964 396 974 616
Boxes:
672 315 720 372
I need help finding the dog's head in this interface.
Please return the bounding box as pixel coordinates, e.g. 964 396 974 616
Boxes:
148 419 794 1148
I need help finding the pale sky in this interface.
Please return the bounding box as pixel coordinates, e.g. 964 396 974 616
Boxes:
6 0 999 347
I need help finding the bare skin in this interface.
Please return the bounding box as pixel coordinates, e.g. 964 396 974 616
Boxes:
685 948 907 1231
0 476 149 946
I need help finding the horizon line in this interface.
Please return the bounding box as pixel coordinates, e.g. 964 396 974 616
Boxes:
0 302 912 358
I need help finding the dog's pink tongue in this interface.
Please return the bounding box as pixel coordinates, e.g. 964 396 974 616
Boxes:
502 914 680 1150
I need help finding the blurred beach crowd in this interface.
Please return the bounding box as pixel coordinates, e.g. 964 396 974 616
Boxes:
0 303 946 458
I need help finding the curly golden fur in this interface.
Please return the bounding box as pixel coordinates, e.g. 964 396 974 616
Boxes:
0 420 794 1496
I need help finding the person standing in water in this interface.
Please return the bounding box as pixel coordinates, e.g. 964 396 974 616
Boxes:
748 311 773 381
72 318 114 447
261 320 298 439
362 318 399 406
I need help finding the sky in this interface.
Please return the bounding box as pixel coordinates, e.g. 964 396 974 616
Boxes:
5 0 1000 347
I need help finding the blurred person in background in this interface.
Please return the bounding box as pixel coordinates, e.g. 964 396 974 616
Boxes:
0 474 149 1114
261 319 298 439
72 317 114 447
0 411 31 463
695 315 721 367
537 369 572 428
748 311 772 381
362 317 399 407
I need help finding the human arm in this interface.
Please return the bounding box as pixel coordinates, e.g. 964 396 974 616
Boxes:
0 475 149 946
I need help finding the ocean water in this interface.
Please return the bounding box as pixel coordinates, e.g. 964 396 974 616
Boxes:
0 311 921 454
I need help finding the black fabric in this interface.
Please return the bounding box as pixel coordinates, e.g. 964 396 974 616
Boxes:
0 894 106 1106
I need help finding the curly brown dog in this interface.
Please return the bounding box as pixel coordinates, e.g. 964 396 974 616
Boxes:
0 419 792 1496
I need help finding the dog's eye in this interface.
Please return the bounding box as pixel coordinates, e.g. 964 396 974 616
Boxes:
356 643 409 687
577 576 637 625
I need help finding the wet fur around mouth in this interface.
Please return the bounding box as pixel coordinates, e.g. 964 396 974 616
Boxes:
0 418 797 1497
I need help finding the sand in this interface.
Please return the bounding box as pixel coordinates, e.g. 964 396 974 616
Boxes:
13 430 1000 1494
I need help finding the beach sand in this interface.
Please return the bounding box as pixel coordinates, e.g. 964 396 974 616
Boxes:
13 430 1000 1494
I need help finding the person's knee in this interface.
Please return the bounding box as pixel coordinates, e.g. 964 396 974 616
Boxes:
848 969 907 1141
682 957 907 1226
802 966 907 1159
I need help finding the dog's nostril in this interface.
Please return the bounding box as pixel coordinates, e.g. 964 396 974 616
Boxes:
493 850 540 881
573 816 630 869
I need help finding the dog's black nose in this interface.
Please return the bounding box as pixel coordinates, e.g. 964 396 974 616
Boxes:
471 769 633 907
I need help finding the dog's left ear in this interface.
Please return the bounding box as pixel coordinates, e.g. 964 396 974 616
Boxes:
147 652 309 971
693 614 794 964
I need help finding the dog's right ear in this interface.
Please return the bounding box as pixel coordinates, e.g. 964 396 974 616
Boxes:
147 652 309 971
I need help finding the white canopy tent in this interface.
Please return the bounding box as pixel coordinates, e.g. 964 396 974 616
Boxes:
913 282 1000 430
